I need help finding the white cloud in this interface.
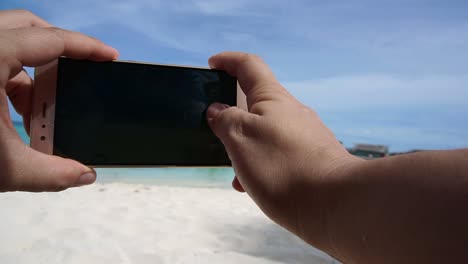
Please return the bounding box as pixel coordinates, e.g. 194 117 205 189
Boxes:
8 1 468 150
192 0 252 15
40 0 266 54
284 74 468 110
283 73 468 151
36 0 468 68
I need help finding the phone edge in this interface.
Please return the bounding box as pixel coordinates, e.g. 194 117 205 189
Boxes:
113 60 212 71
30 60 57 155
30 59 246 167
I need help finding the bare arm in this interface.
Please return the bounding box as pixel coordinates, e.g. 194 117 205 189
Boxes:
206 51 468 263
324 149 468 263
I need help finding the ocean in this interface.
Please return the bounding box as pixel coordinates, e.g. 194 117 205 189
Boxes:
13 122 234 188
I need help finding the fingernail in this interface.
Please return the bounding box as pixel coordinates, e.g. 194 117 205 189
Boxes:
105 46 119 59
74 172 96 187
111 47 120 59
208 57 216 68
207 103 230 119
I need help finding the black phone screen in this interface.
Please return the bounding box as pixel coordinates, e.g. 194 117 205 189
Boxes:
53 58 236 166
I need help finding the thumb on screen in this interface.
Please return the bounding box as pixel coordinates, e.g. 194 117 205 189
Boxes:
206 102 256 148
1 141 96 192
207 103 257 193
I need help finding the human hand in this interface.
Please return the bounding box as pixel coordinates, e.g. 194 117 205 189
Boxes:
0 10 118 192
206 52 360 254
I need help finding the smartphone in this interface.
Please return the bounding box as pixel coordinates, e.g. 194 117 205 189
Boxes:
30 58 247 167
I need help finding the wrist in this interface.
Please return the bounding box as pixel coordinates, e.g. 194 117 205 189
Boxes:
301 150 365 261
324 154 366 262
298 146 366 260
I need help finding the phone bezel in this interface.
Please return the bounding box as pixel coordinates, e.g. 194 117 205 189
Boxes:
30 58 247 167
30 60 57 156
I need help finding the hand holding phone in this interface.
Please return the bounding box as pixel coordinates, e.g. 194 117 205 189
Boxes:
205 52 355 256
0 10 118 192
31 58 245 166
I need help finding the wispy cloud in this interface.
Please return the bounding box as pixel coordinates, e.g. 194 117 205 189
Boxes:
3 0 468 150
285 74 468 110
284 73 468 151
37 0 267 54
28 0 468 72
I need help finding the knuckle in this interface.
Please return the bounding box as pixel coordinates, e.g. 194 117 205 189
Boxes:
13 9 42 23
230 120 246 140
300 104 317 115
46 27 65 38
301 105 313 113
15 9 34 17
221 107 259 140
309 108 319 118
218 107 245 138
239 52 263 65
216 106 237 124
45 27 66 50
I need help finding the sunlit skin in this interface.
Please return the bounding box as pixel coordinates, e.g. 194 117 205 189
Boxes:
206 52 468 263
1 9 468 264
0 10 118 192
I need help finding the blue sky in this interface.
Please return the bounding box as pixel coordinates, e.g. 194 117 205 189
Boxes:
2 0 468 151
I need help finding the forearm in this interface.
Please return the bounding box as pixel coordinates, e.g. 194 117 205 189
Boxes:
325 149 468 263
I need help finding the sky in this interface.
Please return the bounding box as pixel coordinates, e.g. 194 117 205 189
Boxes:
2 0 468 151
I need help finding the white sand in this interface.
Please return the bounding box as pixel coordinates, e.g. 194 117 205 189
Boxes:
0 183 338 264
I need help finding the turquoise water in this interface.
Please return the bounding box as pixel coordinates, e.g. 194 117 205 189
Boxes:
15 122 30 144
13 122 234 188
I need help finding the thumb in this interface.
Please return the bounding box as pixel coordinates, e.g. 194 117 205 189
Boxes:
206 102 256 147
2 142 96 192
207 103 255 194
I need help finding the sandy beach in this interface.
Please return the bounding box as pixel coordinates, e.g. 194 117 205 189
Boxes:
0 183 338 264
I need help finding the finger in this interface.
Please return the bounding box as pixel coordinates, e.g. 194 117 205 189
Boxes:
0 141 96 192
206 102 257 145
0 9 52 29
0 27 119 79
208 52 292 112
232 176 245 193
207 103 252 193
5 70 33 134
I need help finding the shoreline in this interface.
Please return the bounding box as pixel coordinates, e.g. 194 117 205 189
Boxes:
95 168 235 189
